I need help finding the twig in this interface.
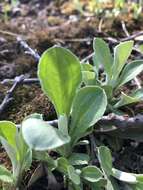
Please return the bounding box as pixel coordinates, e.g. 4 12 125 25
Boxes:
16 114 143 133
0 75 25 115
1 78 39 85
121 21 130 37
17 37 40 63
121 31 143 42
98 18 104 33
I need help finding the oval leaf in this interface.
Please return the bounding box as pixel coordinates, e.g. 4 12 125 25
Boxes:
38 46 82 116
67 165 81 185
81 166 103 182
112 41 133 82
93 38 113 79
68 153 89 166
117 60 143 87
98 146 113 176
22 118 70 151
69 86 107 141
112 168 137 184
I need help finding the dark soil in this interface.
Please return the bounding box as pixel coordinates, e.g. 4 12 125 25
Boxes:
1 0 143 189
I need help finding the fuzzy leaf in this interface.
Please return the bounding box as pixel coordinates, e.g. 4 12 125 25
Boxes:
117 60 143 87
81 166 103 182
93 38 113 79
67 165 81 185
70 86 107 143
98 146 113 176
68 153 89 165
112 168 137 184
22 118 70 151
112 41 133 82
38 46 82 116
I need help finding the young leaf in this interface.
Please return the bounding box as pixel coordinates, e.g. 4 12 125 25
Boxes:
114 92 142 108
22 118 70 151
0 165 13 183
69 86 107 142
112 168 137 184
67 165 81 185
112 41 133 82
38 46 82 116
98 146 113 176
68 153 89 165
93 38 113 79
117 60 143 87
81 166 103 182
57 157 69 174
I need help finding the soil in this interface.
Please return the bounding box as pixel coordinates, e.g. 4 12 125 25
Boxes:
1 0 143 189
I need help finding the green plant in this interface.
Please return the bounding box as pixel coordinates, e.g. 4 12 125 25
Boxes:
20 45 143 189
0 121 32 189
21 46 107 189
82 38 143 113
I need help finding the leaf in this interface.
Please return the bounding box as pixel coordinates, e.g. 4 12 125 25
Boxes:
81 166 103 182
90 178 107 189
81 63 94 72
38 46 82 116
67 165 81 185
117 60 143 87
112 168 137 184
82 71 97 85
112 41 133 83
22 117 70 151
57 157 69 174
69 86 107 143
0 121 17 148
93 38 113 79
68 153 89 165
0 137 17 175
0 165 13 183
33 151 56 171
114 92 141 108
58 115 68 137
98 146 113 176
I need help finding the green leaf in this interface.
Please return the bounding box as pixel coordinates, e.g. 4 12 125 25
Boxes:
82 71 97 85
22 117 70 151
69 86 107 143
57 157 69 174
112 168 137 184
67 165 81 185
117 60 143 87
114 92 141 108
0 121 17 148
58 115 68 137
38 46 82 116
90 178 107 189
81 63 94 72
68 153 89 165
112 41 133 83
0 165 13 183
0 137 17 175
33 151 56 171
93 38 113 79
98 146 113 176
81 166 103 182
